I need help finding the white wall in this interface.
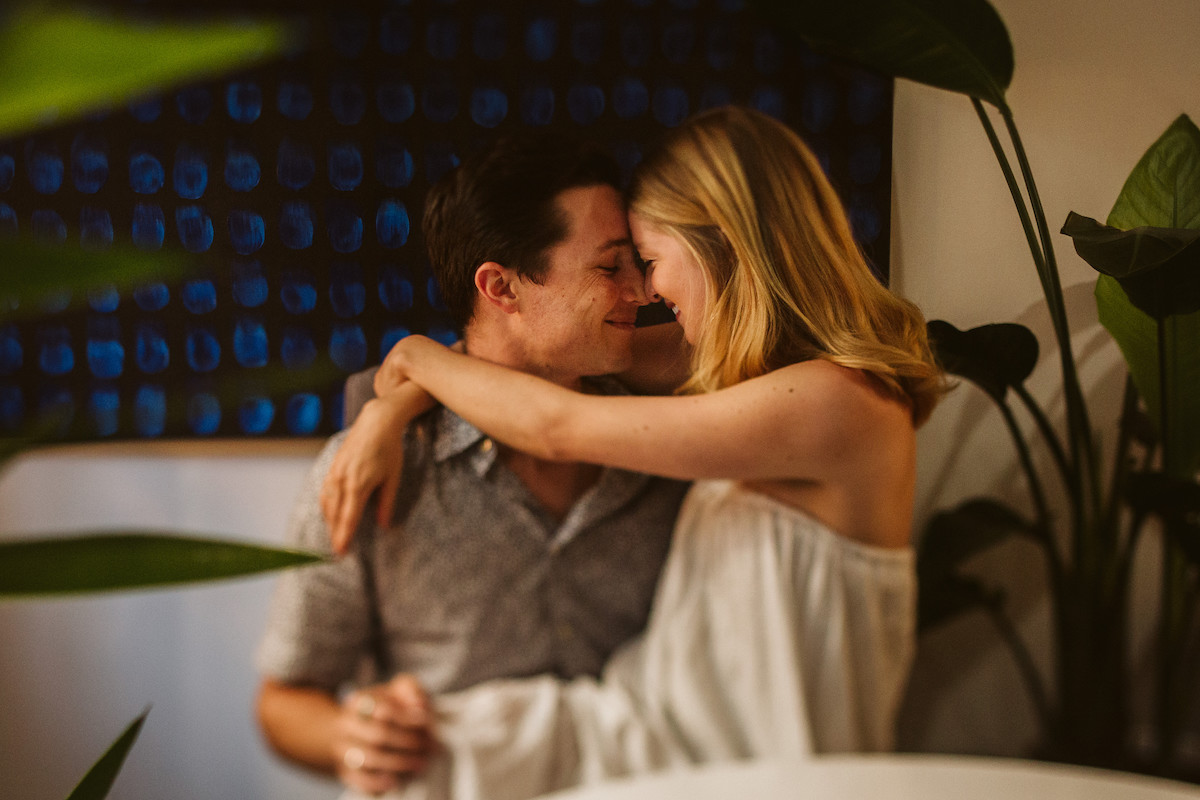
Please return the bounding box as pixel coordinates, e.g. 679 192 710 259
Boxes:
1 0 1198 796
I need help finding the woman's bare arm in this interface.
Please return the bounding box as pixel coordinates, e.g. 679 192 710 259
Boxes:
616 322 691 395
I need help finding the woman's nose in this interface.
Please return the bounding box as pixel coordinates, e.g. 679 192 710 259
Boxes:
644 266 660 303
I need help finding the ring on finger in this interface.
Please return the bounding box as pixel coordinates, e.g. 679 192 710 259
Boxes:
355 693 377 720
343 746 366 771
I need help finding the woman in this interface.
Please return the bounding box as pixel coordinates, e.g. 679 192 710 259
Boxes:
329 106 943 799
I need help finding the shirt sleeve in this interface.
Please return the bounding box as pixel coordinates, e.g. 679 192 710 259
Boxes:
255 432 376 692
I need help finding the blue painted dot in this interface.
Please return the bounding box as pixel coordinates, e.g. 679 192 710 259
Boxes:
377 81 416 123
612 77 648 119
568 84 605 125
662 19 695 63
473 13 506 60
38 326 74 375
129 152 164 194
380 10 413 54
188 393 221 436
331 391 346 430
87 337 124 379
754 30 783 74
285 394 322 435
225 81 262 123
331 13 368 57
175 206 214 253
0 326 22 375
328 206 363 253
80 207 113 250
427 324 459 346
27 147 64 194
525 17 557 61
330 81 366 125
423 143 459 184
134 384 166 437
176 87 212 125
653 84 689 127
131 204 165 251
173 146 208 199
277 81 313 121
376 200 410 249
707 24 735 71
277 139 315 190
185 326 221 372
233 262 268 308
422 74 459 123
378 267 414 312
376 139 414 187
571 18 604 64
521 84 555 126
229 210 265 255
470 87 508 128
239 396 275 435
750 86 784 118
129 96 162 122
279 201 315 250
329 263 366 318
88 285 119 313
31 209 66 244
849 138 883 184
0 154 13 190
87 388 120 437
330 323 367 371
380 326 409 358
0 204 15 236
426 17 460 60
40 289 71 314
620 20 652 66
281 273 318 314
225 147 260 191
281 326 317 369
133 283 169 312
233 316 269 367
71 136 108 194
328 143 364 191
135 322 169 373
802 78 837 134
700 83 733 110
182 279 217 314
848 75 889 125
0 386 22 431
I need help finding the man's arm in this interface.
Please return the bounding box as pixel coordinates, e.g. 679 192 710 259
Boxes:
257 675 434 796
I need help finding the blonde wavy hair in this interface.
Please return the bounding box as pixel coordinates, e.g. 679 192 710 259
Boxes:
628 106 945 426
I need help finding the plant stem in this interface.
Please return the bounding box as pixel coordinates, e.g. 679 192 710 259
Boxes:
996 399 1065 591
984 595 1054 737
1013 383 1073 503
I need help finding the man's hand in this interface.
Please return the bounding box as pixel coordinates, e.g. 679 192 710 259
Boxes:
321 396 411 555
334 674 435 795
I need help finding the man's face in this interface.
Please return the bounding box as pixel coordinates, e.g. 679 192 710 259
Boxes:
515 184 648 386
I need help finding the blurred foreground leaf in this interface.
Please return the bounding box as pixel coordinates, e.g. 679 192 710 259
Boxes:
65 710 148 800
0 533 323 597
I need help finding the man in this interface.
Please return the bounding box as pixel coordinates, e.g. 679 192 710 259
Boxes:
255 131 689 797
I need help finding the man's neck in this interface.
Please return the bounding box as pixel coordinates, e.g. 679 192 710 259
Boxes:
460 326 584 391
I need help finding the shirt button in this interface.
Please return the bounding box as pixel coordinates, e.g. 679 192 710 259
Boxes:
480 438 493 453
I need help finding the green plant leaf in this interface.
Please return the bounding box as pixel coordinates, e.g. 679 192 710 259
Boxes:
0 238 194 322
0 4 301 140
748 0 1013 109
1107 115 1200 232
66 709 148 800
0 533 323 597
927 320 1039 403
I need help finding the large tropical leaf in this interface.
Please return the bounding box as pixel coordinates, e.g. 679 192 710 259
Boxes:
1086 115 1200 478
0 533 322 597
926 320 1039 403
749 0 1013 110
65 711 148 800
0 4 301 140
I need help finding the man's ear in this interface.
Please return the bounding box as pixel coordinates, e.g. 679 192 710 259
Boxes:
474 262 521 314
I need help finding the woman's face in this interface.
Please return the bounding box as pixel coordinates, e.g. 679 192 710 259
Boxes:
629 214 708 344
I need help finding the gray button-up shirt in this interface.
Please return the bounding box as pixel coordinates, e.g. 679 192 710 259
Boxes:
257 387 689 695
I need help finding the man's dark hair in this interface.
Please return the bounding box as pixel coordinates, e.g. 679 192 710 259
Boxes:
422 131 623 330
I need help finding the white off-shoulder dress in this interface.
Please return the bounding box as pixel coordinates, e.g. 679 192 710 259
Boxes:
353 480 916 800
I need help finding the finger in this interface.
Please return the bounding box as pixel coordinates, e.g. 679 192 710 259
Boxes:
376 471 401 528
333 488 368 555
344 710 433 753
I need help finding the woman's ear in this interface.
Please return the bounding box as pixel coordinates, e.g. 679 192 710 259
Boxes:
474 262 520 314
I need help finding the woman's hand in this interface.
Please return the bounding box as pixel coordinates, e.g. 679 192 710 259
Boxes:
321 395 416 555
334 674 435 794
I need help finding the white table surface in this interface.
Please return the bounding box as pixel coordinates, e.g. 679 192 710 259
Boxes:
537 753 1200 800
